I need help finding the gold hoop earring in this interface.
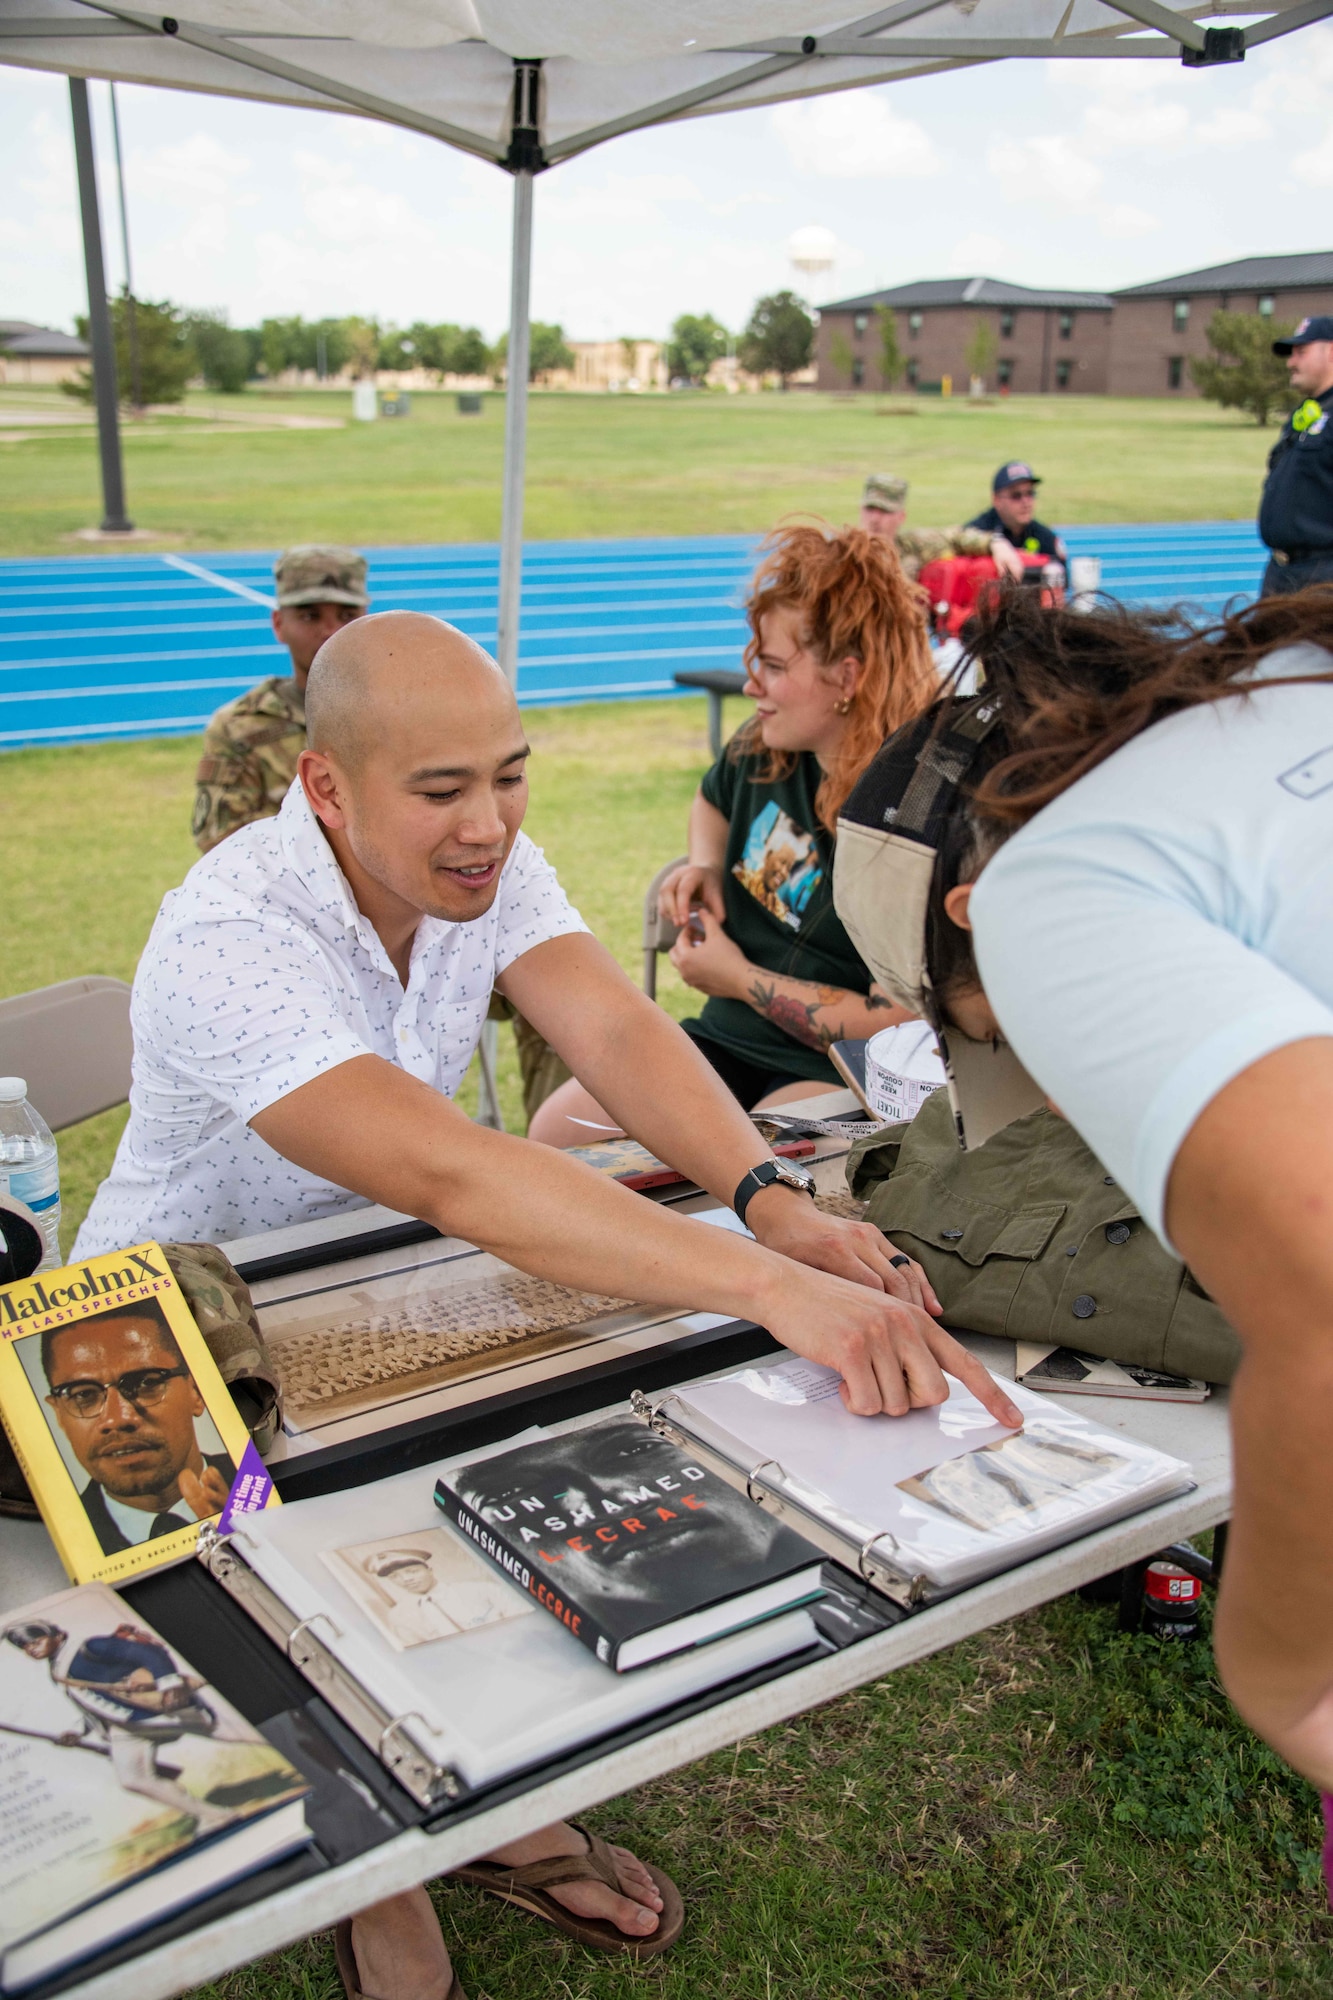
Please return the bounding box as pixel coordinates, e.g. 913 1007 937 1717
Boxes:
834 696 854 715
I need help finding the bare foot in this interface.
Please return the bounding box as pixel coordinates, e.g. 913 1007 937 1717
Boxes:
348 1888 454 2000
482 1821 663 1937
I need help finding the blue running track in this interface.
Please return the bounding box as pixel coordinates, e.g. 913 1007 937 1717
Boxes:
0 522 1268 753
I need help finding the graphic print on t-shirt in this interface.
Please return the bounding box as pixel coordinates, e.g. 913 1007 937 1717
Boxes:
732 801 822 931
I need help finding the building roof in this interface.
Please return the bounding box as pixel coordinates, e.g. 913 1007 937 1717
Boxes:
0 322 90 358
819 276 1115 313
1116 252 1333 298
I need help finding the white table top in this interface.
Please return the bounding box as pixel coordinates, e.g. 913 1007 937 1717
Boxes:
1 1087 1233 2000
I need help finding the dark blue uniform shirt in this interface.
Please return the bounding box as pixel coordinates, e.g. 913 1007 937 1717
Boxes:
1258 387 1333 554
966 507 1067 564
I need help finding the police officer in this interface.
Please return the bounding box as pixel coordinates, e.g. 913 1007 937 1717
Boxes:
192 544 369 854
967 461 1067 582
1259 315 1333 596
859 473 992 582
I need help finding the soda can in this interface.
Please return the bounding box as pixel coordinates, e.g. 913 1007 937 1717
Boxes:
1141 1560 1203 1641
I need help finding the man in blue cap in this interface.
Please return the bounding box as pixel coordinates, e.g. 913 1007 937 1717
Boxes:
1258 315 1333 596
966 462 1067 583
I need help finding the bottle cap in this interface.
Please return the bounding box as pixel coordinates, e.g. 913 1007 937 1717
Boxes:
0 1079 28 1104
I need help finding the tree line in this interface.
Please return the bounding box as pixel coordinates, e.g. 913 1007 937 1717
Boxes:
61 289 822 407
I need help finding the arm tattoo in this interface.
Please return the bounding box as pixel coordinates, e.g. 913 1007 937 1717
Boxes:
746 976 853 1052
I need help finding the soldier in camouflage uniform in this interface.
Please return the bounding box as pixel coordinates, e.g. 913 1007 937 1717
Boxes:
192 545 370 853
859 473 994 583
192 546 568 1124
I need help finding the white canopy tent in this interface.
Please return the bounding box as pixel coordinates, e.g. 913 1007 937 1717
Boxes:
4 0 1331 678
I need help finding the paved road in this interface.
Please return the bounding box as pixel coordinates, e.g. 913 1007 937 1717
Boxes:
0 523 1269 751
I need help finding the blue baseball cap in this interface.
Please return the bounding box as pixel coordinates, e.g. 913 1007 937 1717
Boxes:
1272 315 1333 355
992 460 1041 494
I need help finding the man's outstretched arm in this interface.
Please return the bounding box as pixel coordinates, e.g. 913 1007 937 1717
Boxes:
1166 1036 1333 1790
251 1055 1018 1425
497 932 936 1307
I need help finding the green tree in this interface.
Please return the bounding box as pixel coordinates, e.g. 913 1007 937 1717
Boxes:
64 294 194 407
448 326 491 377
1191 310 1295 426
965 315 997 386
876 307 904 390
185 309 252 393
491 322 575 382
828 329 853 384
258 315 304 377
738 290 814 389
666 312 728 385
343 316 381 380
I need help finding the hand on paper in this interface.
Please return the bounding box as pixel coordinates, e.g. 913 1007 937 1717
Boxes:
180 1460 233 1521
668 906 749 998
753 1257 1022 1427
746 1185 942 1314
658 859 727 930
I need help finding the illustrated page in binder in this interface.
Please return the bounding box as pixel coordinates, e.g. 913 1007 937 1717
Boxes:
227 1434 819 1791
662 1358 1194 1592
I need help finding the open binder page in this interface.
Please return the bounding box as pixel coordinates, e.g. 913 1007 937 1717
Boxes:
659 1359 1194 1593
227 1436 818 1792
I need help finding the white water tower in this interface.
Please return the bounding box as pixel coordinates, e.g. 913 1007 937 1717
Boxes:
787 225 837 286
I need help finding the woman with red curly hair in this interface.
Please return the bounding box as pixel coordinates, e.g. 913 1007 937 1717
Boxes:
530 525 938 1140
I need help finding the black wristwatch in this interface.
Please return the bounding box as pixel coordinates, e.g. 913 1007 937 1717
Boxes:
733 1157 816 1228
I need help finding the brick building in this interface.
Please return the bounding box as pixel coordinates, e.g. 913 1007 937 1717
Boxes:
815 277 1114 395
814 252 1333 397
1109 251 1333 396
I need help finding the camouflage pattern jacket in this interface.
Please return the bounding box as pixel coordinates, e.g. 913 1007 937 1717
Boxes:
895 523 994 584
193 675 305 852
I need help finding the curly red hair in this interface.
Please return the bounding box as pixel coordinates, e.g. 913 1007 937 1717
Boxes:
734 523 938 833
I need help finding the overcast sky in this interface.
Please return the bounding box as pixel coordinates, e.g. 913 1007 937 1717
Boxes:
4 28 1333 343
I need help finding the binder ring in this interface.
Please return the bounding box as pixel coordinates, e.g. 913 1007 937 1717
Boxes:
746 1458 784 1503
857 1531 899 1584
286 1611 341 1662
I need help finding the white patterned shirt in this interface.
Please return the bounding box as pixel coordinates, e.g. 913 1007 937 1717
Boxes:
76 783 587 1253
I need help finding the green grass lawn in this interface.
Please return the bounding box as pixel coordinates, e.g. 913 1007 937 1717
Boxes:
0 707 1327 2000
0 386 1274 557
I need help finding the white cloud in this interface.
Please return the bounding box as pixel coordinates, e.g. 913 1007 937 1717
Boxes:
1099 202 1159 239
947 230 1010 273
1083 96 1189 153
988 133 1102 207
1291 131 1333 185
1194 107 1269 146
771 90 940 178
126 131 253 207
540 170 703 225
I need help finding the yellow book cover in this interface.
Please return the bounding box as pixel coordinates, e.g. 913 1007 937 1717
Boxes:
0 1242 277 1586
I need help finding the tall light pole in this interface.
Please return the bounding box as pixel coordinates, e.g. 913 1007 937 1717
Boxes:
68 77 132 534
108 81 143 413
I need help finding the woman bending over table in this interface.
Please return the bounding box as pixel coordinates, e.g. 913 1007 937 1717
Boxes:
530 524 937 1143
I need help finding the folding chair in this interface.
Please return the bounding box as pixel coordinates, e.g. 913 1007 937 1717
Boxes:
642 857 688 1001
0 975 133 1131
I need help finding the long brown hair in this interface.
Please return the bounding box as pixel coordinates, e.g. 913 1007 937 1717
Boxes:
733 523 938 834
963 584 1333 825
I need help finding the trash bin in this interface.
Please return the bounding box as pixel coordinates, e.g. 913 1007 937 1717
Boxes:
456 392 483 415
352 380 378 422
380 392 411 418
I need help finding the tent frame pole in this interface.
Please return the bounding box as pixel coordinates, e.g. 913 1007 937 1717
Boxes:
69 76 132 533
496 164 534 691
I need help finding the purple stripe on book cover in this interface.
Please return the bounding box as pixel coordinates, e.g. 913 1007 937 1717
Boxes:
220 1438 275 1533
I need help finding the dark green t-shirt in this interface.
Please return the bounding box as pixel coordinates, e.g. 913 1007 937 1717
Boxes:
691 743 872 1083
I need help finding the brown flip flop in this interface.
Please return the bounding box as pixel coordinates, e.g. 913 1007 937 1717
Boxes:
334 1917 468 2000
452 1820 684 1957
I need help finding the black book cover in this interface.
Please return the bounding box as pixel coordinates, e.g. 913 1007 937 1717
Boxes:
434 1417 822 1670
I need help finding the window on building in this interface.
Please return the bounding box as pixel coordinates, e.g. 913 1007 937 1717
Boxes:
851 358 865 387
905 358 919 386
997 358 1013 388
1258 295 1275 317
1055 359 1072 390
1059 311 1074 340
853 312 869 336
908 312 923 336
1173 299 1190 331
1168 356 1184 390
999 310 1014 338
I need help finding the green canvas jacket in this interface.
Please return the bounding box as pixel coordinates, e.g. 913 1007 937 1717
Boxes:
847 1091 1241 1384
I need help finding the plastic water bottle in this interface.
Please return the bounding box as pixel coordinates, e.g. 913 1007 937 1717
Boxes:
0 1078 61 1271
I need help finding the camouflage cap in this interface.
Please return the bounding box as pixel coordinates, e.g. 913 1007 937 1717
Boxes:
273 544 369 609
862 474 909 511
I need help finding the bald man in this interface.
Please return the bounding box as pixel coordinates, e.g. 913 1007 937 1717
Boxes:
76 611 1015 1999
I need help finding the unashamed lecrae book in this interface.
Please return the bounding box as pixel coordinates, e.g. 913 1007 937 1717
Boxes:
0 1243 275 1587
435 1417 824 1671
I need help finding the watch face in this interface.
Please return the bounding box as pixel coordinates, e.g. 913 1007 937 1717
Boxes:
774 1160 814 1192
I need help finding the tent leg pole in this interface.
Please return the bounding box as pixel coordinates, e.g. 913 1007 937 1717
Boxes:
496 166 533 690
69 77 132 534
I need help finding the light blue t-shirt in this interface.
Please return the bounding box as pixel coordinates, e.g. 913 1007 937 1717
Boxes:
970 645 1333 1249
